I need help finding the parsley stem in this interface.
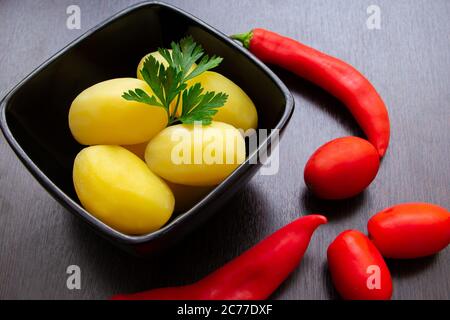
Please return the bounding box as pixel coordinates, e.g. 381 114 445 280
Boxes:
170 93 182 124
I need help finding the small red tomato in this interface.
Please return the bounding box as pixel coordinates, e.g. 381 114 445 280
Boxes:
304 136 380 199
368 202 450 259
327 230 393 300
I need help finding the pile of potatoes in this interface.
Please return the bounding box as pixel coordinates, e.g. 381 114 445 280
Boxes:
68 50 258 235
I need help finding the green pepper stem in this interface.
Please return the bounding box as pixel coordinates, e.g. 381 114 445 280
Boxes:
230 31 253 49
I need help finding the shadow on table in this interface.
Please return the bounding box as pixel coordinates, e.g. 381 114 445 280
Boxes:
387 255 438 279
269 257 340 300
321 261 341 300
66 183 272 298
300 188 366 222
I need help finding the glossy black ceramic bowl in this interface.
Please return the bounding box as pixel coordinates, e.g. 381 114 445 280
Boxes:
0 1 294 256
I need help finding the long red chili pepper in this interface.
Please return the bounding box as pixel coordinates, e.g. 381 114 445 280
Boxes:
232 28 390 157
112 215 327 300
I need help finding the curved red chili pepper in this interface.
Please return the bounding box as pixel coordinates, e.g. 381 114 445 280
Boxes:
368 202 450 259
111 215 327 300
232 28 390 157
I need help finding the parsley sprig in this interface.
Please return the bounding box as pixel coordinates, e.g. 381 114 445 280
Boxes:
123 36 228 125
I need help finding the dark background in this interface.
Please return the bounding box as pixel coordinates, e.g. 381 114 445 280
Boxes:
0 0 449 299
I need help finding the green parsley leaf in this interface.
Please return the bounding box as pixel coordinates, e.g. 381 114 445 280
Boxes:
185 54 223 81
178 83 228 125
160 36 223 82
139 55 167 107
122 88 162 108
123 36 227 126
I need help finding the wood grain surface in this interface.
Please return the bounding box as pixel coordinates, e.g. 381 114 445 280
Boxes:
0 0 449 300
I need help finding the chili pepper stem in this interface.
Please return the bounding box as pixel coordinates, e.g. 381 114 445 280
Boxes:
230 31 253 49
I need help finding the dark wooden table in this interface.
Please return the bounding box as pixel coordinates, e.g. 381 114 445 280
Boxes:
0 0 449 300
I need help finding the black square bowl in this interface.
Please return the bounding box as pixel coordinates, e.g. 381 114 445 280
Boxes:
0 1 294 256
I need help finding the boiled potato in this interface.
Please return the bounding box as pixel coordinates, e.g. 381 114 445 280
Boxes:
73 145 174 235
69 78 167 145
145 121 246 186
194 71 258 131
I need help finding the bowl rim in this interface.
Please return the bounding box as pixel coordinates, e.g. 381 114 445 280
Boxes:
0 1 294 244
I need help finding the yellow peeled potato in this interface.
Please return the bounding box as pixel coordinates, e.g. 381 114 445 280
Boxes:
73 145 174 235
193 71 258 131
145 121 246 186
68 78 167 145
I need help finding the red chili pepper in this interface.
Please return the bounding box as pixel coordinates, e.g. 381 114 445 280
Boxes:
232 28 390 157
327 230 393 300
368 202 450 259
111 215 327 300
